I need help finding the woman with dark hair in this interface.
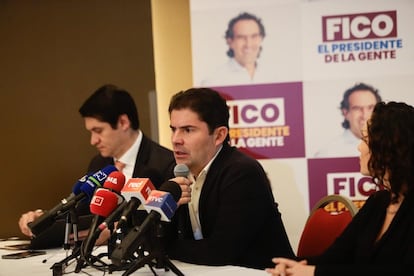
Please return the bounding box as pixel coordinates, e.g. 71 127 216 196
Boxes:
267 101 414 276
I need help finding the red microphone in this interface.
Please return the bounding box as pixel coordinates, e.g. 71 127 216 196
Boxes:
90 172 126 233
83 188 125 257
85 173 126 250
90 188 122 217
103 171 126 193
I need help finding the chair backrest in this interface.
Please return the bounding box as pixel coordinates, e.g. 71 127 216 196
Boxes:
296 194 358 259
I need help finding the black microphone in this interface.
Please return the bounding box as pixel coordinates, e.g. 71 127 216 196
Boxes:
28 165 117 237
117 198 141 231
111 180 182 266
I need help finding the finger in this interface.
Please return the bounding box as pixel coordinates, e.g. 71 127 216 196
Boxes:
264 268 278 275
273 257 298 268
19 219 31 237
299 259 308 265
277 263 287 276
178 196 191 206
18 213 34 236
272 257 288 264
179 184 192 194
265 268 286 276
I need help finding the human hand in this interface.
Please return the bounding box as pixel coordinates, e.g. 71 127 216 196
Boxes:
18 209 44 237
266 258 314 276
170 176 193 206
73 228 110 246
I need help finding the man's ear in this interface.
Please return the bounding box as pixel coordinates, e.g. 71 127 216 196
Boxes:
214 126 228 145
118 114 130 130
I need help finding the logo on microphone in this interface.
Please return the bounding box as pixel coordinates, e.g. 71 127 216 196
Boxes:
91 195 104 207
145 190 177 221
107 176 119 184
122 178 155 202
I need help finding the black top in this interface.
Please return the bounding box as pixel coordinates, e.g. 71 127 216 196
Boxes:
309 189 414 276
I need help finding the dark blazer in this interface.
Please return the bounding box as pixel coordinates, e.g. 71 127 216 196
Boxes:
310 189 414 276
166 143 294 270
87 134 176 188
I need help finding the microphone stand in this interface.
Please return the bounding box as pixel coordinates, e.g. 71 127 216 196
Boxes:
122 222 184 276
51 208 82 276
75 222 115 273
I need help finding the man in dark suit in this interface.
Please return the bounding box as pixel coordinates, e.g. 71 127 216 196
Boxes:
165 87 294 270
18 84 175 242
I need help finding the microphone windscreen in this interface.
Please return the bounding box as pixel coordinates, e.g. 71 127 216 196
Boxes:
72 174 90 195
122 178 156 202
145 190 177 221
174 164 189 177
103 171 126 193
88 165 118 186
90 188 120 217
159 181 182 202
80 165 118 198
80 180 98 199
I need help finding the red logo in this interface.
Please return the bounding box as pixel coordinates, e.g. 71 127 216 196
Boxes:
322 11 397 42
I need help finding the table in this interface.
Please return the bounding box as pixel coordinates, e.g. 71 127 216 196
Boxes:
0 240 268 276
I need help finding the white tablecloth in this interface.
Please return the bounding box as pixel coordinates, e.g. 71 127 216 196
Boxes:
0 240 268 276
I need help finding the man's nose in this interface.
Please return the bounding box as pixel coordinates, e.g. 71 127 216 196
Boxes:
90 134 99 146
171 131 184 144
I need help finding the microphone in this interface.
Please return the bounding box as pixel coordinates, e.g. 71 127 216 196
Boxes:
102 171 126 193
144 181 182 222
122 178 156 203
71 173 91 197
173 164 189 239
110 177 157 256
90 189 124 217
118 178 156 228
77 165 118 200
82 187 125 257
111 181 182 265
94 171 127 234
174 163 190 178
28 165 117 237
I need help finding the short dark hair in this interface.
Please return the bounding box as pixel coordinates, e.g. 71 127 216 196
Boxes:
168 87 230 143
367 101 414 199
225 12 266 58
79 84 140 130
340 83 382 129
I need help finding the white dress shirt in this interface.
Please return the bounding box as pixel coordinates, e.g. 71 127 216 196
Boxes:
188 145 223 240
